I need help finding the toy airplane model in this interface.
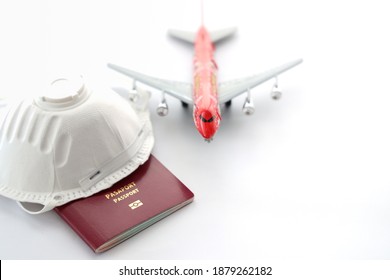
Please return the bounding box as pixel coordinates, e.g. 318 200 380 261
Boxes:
108 25 302 142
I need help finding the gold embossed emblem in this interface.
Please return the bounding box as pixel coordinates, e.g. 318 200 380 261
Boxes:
129 200 143 210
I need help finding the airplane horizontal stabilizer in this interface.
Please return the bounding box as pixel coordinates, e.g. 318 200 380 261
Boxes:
209 27 237 43
169 27 237 44
168 29 197 44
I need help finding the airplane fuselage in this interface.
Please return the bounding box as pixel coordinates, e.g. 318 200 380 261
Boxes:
192 26 221 141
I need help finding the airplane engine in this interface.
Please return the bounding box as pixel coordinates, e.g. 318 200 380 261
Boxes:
128 88 139 103
156 92 169 116
270 86 282 100
242 90 255 115
157 102 168 116
270 77 282 100
128 80 139 102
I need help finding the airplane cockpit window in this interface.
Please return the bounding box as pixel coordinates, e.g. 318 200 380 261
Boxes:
199 114 215 123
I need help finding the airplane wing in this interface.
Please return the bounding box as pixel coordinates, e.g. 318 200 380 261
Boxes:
107 63 193 105
218 59 303 104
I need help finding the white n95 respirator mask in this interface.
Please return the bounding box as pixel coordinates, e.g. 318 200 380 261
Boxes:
0 76 154 214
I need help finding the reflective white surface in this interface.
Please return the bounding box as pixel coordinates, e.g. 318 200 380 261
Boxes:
1 0 390 259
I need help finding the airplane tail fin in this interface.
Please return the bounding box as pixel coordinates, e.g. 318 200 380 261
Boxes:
168 27 236 44
169 0 236 44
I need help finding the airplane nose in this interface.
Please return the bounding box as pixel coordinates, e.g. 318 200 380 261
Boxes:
195 109 220 140
199 121 217 139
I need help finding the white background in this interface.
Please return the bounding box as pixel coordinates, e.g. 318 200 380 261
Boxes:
1 0 390 260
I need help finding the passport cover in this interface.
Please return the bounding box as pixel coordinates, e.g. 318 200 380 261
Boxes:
55 155 194 253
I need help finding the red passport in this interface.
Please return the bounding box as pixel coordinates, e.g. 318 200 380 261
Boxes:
55 155 194 253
